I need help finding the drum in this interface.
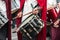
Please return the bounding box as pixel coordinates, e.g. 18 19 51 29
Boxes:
0 12 8 28
18 14 44 40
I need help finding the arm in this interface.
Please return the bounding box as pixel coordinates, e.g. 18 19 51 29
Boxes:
53 10 60 28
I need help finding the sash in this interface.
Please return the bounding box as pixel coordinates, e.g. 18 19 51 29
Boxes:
5 0 12 40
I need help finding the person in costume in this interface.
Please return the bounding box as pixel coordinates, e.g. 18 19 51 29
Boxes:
16 0 41 40
47 0 57 40
53 0 60 40
47 0 60 40
13 0 46 40
12 0 46 40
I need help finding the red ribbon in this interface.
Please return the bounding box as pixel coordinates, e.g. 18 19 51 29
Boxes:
16 0 25 40
5 0 11 40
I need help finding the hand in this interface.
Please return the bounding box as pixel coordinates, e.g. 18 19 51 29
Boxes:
53 19 60 28
53 25 59 28
32 8 39 14
16 12 23 18
12 28 18 33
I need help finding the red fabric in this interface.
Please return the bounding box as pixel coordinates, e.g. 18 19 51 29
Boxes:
51 10 60 40
16 0 25 40
37 0 46 40
5 0 11 40
47 8 59 40
48 9 58 22
55 10 60 40
16 0 46 40
47 9 58 40
47 9 58 39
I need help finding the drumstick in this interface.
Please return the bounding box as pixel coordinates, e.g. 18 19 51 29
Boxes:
12 9 39 20
12 11 32 20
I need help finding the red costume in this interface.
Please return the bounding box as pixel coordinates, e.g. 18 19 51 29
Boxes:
48 8 60 40
55 10 60 40
48 8 58 40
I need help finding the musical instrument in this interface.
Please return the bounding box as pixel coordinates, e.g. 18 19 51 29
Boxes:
0 12 8 28
15 14 44 39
